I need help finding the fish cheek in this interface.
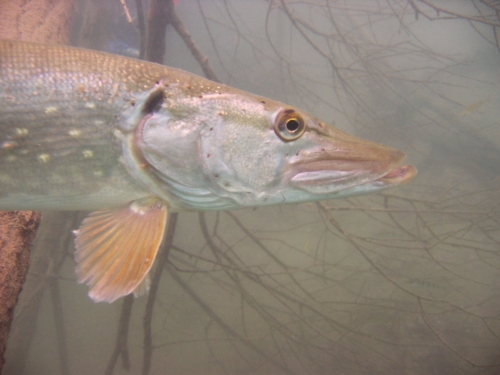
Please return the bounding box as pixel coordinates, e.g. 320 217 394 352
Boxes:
199 120 236 191
201 122 283 195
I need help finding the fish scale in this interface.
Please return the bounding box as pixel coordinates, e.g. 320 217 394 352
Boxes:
0 40 167 209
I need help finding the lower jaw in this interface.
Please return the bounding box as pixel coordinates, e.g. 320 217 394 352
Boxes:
290 164 417 195
376 165 417 185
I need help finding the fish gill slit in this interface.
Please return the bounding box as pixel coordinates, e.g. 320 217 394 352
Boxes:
141 88 165 115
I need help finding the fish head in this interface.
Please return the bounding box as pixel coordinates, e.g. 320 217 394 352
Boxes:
273 108 416 200
197 100 416 207
125 85 416 210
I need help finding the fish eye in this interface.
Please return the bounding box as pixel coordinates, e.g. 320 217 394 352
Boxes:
274 110 306 142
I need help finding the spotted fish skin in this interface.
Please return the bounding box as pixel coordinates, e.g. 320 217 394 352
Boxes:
0 40 160 210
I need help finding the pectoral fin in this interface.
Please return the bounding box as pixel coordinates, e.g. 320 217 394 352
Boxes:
74 198 168 303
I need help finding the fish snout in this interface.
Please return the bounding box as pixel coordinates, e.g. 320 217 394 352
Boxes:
289 135 415 193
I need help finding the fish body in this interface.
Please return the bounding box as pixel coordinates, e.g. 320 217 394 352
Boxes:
0 40 416 302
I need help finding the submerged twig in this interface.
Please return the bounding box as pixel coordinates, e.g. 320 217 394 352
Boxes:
105 295 134 375
168 3 220 82
145 0 173 63
166 263 296 375
119 0 133 23
134 0 146 59
49 278 70 375
142 213 178 375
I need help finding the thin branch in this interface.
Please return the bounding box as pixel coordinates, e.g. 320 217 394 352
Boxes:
49 279 70 375
145 0 172 63
168 4 220 81
135 0 146 59
166 263 297 375
119 0 133 23
142 213 178 375
104 295 134 375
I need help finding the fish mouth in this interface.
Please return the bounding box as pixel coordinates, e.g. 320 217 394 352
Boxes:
289 146 417 194
375 164 417 186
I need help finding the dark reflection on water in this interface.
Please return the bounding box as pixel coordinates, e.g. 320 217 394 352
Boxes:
5 1 500 374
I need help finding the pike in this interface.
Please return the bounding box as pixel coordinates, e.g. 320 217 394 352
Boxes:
0 40 416 302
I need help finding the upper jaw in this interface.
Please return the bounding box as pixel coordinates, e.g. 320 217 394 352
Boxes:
288 137 416 194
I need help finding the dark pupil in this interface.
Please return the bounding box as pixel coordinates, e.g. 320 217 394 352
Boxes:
286 119 300 132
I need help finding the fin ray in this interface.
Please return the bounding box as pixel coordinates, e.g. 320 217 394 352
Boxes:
75 199 168 303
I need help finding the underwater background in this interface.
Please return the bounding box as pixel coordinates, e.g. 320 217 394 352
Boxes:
4 1 500 374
